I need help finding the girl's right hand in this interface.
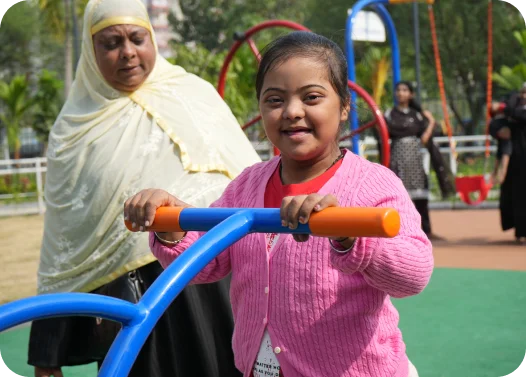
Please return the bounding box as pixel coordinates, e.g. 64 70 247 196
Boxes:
124 189 190 231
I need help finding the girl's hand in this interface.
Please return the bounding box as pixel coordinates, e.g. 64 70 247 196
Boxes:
281 194 339 243
124 189 190 231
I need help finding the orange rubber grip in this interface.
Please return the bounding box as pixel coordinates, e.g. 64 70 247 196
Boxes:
309 207 400 238
124 207 184 232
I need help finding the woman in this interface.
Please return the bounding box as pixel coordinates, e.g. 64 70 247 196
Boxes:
492 84 526 244
28 0 260 376
384 81 454 240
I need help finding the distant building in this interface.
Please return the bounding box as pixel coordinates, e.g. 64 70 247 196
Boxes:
141 0 183 58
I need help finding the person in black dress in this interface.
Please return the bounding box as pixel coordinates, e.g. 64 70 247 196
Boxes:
491 84 526 244
384 81 454 240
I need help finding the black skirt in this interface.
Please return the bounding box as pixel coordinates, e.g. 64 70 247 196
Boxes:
28 261 242 377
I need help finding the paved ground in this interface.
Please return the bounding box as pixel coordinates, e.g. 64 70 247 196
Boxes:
430 209 526 271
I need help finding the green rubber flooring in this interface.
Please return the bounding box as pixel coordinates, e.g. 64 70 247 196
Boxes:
1 268 525 377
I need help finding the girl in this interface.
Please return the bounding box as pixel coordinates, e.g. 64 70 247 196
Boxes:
384 81 454 240
124 32 434 377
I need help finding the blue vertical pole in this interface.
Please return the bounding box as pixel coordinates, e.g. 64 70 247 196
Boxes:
373 4 402 104
345 0 402 154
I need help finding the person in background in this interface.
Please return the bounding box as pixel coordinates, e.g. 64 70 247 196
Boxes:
28 0 260 376
489 115 512 186
384 81 454 241
491 83 526 244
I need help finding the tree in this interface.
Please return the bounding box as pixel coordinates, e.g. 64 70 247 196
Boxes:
32 70 64 153
0 2 39 80
171 0 306 50
355 46 392 108
388 0 524 135
36 0 89 96
0 75 35 159
493 30 526 92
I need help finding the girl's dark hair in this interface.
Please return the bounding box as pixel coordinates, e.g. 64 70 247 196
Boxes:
255 31 350 110
395 81 423 113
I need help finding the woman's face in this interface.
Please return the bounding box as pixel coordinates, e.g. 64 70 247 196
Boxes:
93 25 156 92
395 84 413 105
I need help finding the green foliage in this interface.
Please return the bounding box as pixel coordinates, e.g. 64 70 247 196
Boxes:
389 1 524 134
0 2 39 79
0 75 35 158
169 41 260 127
32 70 64 142
35 0 89 41
0 175 37 195
493 29 526 92
0 70 63 158
171 0 306 50
355 46 392 109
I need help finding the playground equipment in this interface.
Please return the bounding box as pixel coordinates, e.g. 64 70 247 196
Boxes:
217 20 391 167
346 0 495 205
0 207 400 377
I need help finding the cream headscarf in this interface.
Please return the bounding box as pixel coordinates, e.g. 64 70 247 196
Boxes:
37 0 261 294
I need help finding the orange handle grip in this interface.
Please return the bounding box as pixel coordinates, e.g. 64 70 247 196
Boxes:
124 207 184 232
309 207 400 238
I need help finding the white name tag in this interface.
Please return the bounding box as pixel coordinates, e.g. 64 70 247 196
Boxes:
253 331 281 377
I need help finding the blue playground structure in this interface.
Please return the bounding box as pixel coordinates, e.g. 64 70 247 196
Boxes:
345 0 404 154
0 207 399 376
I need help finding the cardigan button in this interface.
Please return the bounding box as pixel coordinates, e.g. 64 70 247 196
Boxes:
274 347 282 354
264 287 269 294
263 317 267 325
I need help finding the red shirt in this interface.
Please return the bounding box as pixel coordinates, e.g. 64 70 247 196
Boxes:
264 154 345 208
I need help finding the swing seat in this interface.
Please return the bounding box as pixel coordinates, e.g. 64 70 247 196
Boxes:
455 175 493 206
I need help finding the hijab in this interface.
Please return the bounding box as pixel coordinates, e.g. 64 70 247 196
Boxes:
38 0 260 294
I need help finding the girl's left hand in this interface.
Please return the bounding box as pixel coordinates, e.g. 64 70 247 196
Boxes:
281 194 338 242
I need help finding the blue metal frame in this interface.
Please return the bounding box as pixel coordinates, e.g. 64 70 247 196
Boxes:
0 209 338 377
345 0 402 155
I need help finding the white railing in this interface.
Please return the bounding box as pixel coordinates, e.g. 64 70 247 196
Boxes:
0 135 496 216
0 158 47 216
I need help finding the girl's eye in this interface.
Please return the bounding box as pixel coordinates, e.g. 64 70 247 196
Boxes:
266 97 282 104
305 94 322 102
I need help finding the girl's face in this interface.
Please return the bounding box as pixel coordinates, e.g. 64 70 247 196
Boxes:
395 84 413 105
259 57 349 162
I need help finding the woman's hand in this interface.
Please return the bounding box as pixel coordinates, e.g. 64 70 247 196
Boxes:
124 189 190 233
491 101 503 115
497 126 511 140
280 194 354 246
422 110 435 124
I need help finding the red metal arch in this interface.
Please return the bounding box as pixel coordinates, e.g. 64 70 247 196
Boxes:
217 20 390 167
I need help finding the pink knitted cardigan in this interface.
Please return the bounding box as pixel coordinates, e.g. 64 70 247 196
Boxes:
150 152 434 377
